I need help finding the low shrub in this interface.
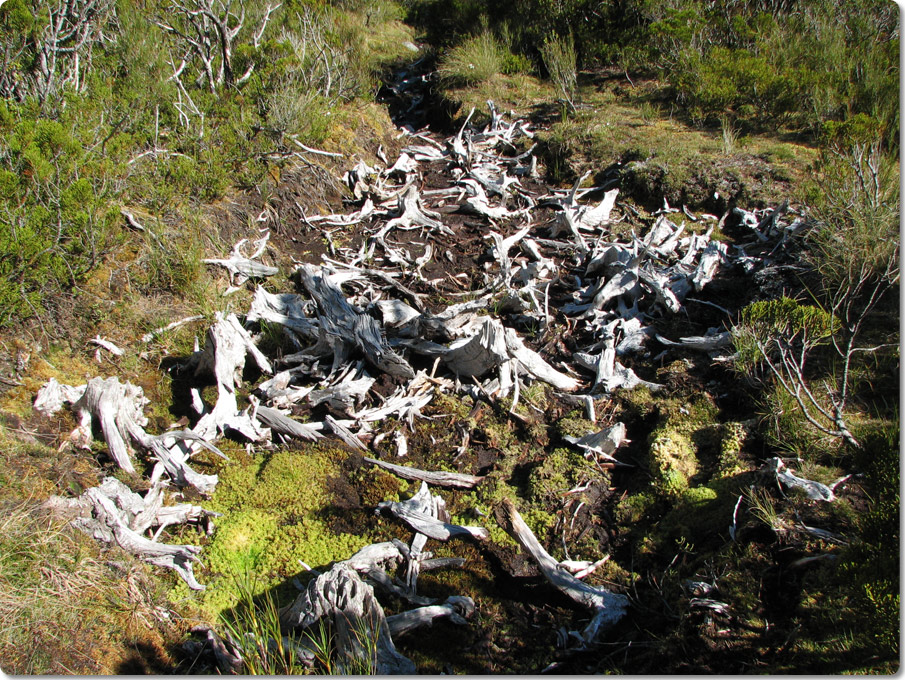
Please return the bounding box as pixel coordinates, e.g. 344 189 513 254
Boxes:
437 31 510 87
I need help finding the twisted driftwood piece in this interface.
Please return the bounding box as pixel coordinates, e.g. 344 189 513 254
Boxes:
279 563 416 674
35 376 222 494
563 422 628 463
191 312 272 443
203 231 278 287
377 482 489 542
46 477 207 590
766 457 852 502
297 264 415 380
386 596 476 637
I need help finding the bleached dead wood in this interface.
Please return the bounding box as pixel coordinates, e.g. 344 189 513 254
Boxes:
256 370 315 407
55 480 206 590
637 265 682 313
439 317 580 395
581 268 639 317
146 430 223 496
34 377 86 416
386 596 476 637
379 184 453 237
70 377 150 473
563 422 628 463
255 405 323 442
325 414 368 451
342 542 434 607
363 456 484 489
246 286 319 340
444 317 509 379
766 457 851 502
141 315 205 343
494 498 628 643
203 231 278 286
309 371 375 414
690 240 728 291
44 374 222 493
459 179 521 219
377 482 489 542
576 188 619 229
279 563 416 674
352 374 437 427
656 330 732 352
297 264 415 380
45 476 216 536
319 258 426 312
376 299 421 327
307 197 376 227
575 334 661 394
503 325 579 391
89 336 124 362
289 136 344 158
191 312 272 442
341 541 434 605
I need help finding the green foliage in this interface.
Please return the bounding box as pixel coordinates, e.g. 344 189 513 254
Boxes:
614 491 656 525
539 32 576 109
836 421 900 658
526 447 597 504
801 137 899 300
670 46 802 125
219 573 310 674
0 110 120 326
411 0 898 145
733 297 840 373
641 394 720 500
437 30 513 87
0 0 415 330
716 421 747 478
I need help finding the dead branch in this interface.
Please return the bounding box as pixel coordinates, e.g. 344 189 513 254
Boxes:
363 456 484 489
494 498 628 644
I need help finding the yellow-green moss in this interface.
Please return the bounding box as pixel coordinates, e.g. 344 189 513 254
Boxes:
207 509 278 579
186 447 376 618
717 421 748 479
615 492 657 525
649 430 698 498
644 393 721 499
527 447 597 504
554 411 595 439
